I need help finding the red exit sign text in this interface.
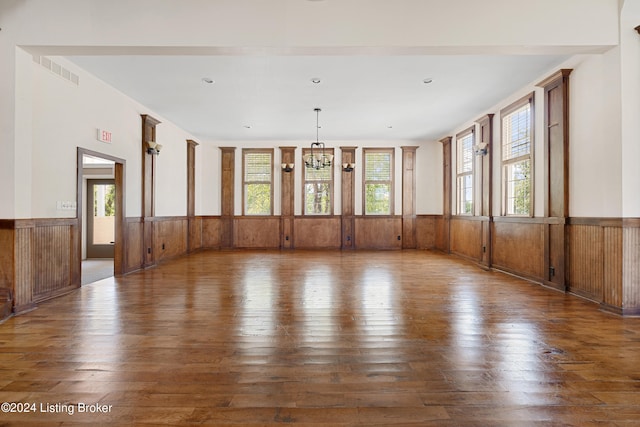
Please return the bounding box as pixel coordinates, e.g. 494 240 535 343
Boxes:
97 129 112 143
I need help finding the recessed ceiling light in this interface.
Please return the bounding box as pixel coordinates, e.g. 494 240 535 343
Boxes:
423 78 433 84
202 77 214 84
311 78 321 84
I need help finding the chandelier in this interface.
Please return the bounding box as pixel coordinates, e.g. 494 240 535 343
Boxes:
304 108 333 170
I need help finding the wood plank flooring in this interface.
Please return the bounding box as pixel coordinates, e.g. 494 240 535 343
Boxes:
1 249 640 426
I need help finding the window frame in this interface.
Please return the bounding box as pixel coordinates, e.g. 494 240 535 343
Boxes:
242 148 274 216
500 93 535 217
455 126 475 216
302 147 334 215
362 147 395 216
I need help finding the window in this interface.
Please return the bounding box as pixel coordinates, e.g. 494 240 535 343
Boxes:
303 147 334 215
243 149 273 215
456 128 474 215
363 148 394 215
501 94 533 216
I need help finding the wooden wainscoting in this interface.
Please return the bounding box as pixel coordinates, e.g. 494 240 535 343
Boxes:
0 219 80 313
567 220 611 303
415 215 437 249
154 217 188 262
622 220 640 315
565 218 640 315
235 217 281 249
201 216 222 249
434 216 449 252
0 226 14 293
293 216 341 249
492 218 545 281
125 217 144 273
188 216 203 252
355 216 403 250
450 216 483 262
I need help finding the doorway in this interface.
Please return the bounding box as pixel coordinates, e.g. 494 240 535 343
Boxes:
77 148 125 286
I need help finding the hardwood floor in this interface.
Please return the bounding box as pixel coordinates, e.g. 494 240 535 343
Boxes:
1 250 639 426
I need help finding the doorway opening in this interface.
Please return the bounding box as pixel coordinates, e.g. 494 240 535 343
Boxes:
77 148 125 286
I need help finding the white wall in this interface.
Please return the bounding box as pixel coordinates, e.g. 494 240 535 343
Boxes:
620 2 640 216
195 142 221 216
570 52 623 217
3 0 619 53
415 140 443 215
29 55 196 219
445 51 629 218
0 0 622 219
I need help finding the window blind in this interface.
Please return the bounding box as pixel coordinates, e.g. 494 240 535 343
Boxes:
365 152 391 181
244 152 271 182
502 103 531 160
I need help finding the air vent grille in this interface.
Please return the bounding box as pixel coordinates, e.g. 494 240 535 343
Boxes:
33 55 79 86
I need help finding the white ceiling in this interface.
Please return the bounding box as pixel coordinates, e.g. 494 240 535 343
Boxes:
66 54 568 142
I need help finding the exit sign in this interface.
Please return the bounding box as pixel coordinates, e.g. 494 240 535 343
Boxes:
97 128 112 143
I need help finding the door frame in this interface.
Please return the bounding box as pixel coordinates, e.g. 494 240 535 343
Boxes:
77 148 126 281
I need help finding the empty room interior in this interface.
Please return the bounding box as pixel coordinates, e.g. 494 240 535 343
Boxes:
1 0 640 425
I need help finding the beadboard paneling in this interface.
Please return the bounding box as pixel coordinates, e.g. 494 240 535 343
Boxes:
622 225 640 315
125 218 144 273
355 217 402 250
450 217 483 261
293 217 341 249
235 217 281 249
567 224 604 301
604 226 623 308
0 229 14 290
492 220 544 280
201 217 222 249
154 217 188 262
415 215 437 249
14 227 32 311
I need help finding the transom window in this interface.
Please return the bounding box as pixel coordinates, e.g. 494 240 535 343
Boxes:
363 148 394 215
242 149 273 215
501 94 534 216
456 128 474 215
303 147 334 215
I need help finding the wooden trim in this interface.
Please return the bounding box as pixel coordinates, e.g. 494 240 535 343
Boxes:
623 218 640 227
401 146 418 248
493 216 564 225
186 139 198 218
340 146 357 249
12 218 79 228
538 69 572 289
0 220 17 229
439 137 452 253
148 216 189 222
536 69 573 89
451 215 490 222
280 146 296 249
567 217 624 227
141 115 160 268
219 147 236 248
